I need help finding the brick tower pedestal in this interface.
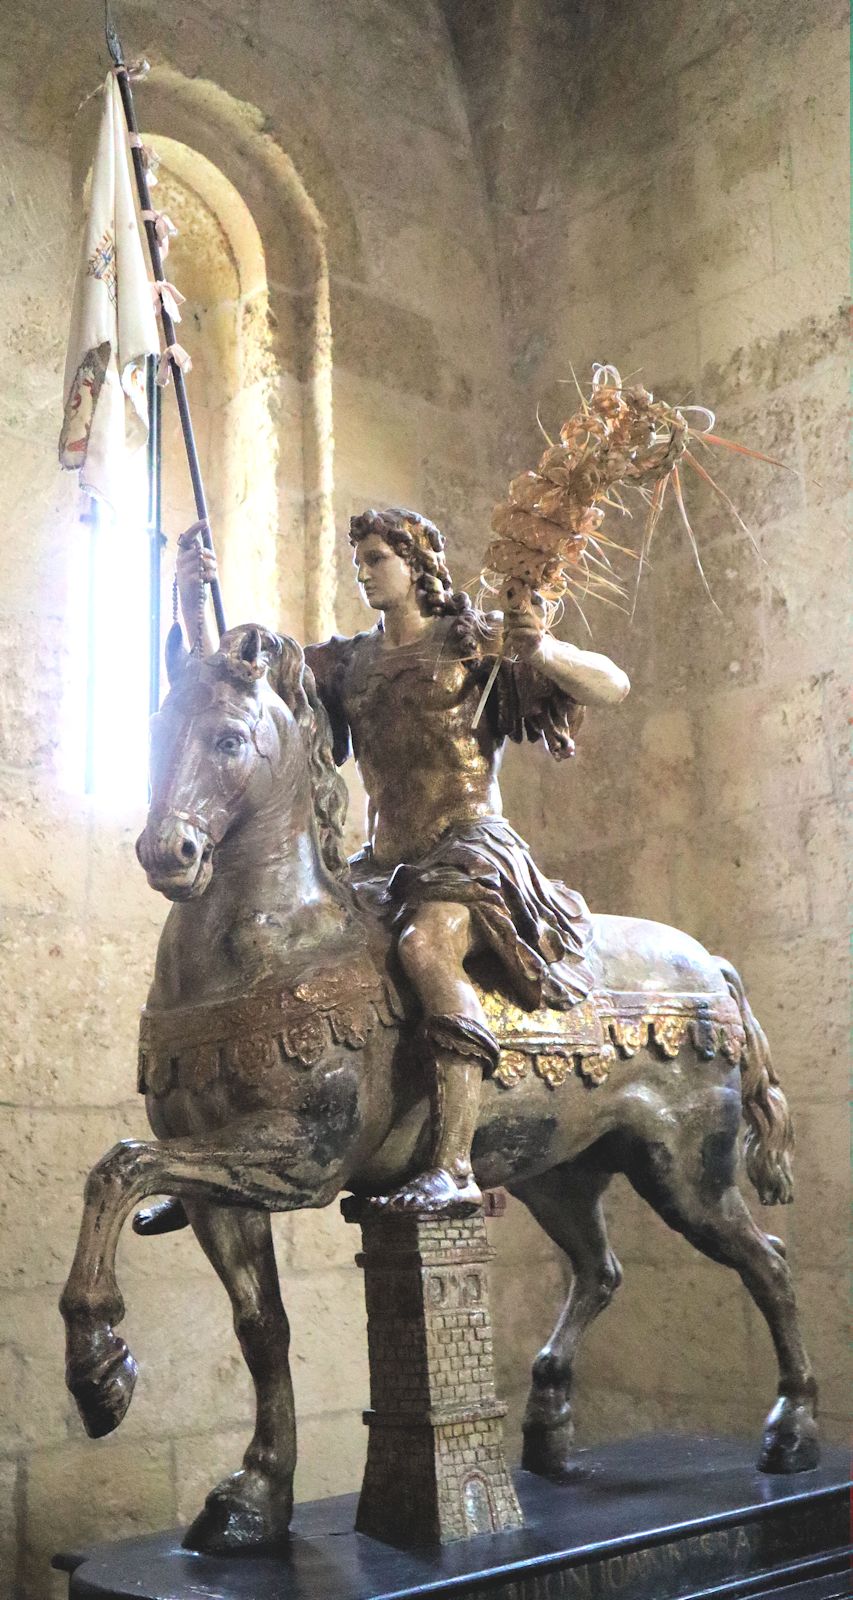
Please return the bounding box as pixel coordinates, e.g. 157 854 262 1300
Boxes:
342 1201 524 1546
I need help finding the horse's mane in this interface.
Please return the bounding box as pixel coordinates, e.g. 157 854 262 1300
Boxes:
200 624 349 879
273 635 350 878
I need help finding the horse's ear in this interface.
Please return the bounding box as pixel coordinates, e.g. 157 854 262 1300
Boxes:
165 623 189 687
239 626 264 679
221 624 282 684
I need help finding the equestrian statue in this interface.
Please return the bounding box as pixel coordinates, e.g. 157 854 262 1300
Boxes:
59 506 819 1556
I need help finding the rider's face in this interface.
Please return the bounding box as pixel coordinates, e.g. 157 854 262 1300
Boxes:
354 533 417 612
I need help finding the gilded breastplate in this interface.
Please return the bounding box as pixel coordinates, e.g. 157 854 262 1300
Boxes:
341 629 503 866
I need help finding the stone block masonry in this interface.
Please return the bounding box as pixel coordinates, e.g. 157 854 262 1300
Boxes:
462 0 850 1460
0 7 519 1593
344 1202 524 1545
2 1 847 1592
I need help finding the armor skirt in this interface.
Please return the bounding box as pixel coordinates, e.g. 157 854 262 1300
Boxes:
350 817 594 1011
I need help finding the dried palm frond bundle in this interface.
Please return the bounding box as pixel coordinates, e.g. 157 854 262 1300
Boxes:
483 362 796 615
473 363 790 725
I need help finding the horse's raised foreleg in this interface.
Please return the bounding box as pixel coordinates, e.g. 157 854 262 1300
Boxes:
628 1163 819 1473
512 1159 621 1480
60 1116 333 1440
181 1203 296 1553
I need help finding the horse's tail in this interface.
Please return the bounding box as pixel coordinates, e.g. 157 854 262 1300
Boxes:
716 957 794 1205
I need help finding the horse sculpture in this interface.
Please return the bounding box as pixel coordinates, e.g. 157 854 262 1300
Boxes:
60 624 819 1555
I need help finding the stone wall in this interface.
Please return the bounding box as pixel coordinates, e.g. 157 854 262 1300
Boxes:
0 5 540 1594
453 0 849 1453
0 0 847 1594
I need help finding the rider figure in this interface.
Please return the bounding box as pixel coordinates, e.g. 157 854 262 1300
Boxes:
177 508 629 1214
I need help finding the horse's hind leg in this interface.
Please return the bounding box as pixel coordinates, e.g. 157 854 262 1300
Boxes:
511 1159 621 1480
628 1160 819 1473
181 1204 296 1554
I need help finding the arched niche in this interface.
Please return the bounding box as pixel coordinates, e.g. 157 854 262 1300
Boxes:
70 66 341 643
148 138 283 636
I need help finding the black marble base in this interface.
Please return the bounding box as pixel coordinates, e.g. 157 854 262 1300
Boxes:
55 1434 852 1600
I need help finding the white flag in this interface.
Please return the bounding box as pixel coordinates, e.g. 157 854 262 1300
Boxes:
59 74 160 512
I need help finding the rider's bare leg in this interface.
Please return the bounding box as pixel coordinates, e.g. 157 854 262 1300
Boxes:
383 901 492 1214
398 901 484 1023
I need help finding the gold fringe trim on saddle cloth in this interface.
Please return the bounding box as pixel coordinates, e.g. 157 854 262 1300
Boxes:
482 988 745 1091
138 952 398 1099
139 960 746 1101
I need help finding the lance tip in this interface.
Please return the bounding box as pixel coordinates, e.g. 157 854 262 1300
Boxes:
104 1 124 67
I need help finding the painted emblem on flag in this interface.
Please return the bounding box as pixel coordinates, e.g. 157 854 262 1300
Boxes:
59 76 160 507
86 230 118 308
59 342 112 465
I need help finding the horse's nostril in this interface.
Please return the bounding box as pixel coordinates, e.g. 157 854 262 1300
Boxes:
180 838 199 863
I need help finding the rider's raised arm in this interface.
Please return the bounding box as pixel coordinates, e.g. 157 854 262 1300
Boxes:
499 608 630 708
487 625 628 760
534 635 630 706
175 529 219 657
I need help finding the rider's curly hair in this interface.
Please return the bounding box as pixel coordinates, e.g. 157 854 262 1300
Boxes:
349 507 481 656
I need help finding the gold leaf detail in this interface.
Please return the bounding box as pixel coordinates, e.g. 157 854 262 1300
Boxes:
609 1019 647 1057
651 1016 688 1058
329 1000 372 1049
577 1047 614 1085
280 1011 329 1066
494 1049 530 1087
536 1053 572 1087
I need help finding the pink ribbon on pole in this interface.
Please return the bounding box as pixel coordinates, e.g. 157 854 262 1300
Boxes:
151 279 186 322
141 209 178 260
128 135 159 186
156 343 192 387
110 59 150 82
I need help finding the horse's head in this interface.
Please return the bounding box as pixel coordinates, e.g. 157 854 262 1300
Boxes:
136 623 311 900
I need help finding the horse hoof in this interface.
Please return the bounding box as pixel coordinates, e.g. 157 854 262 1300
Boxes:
182 1470 293 1555
69 1338 138 1439
758 1399 820 1474
132 1197 189 1236
521 1424 583 1483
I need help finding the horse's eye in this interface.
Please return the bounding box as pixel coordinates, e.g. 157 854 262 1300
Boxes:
216 733 246 756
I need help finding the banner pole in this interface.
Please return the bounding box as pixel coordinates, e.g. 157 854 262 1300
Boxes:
145 355 163 711
104 2 226 639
